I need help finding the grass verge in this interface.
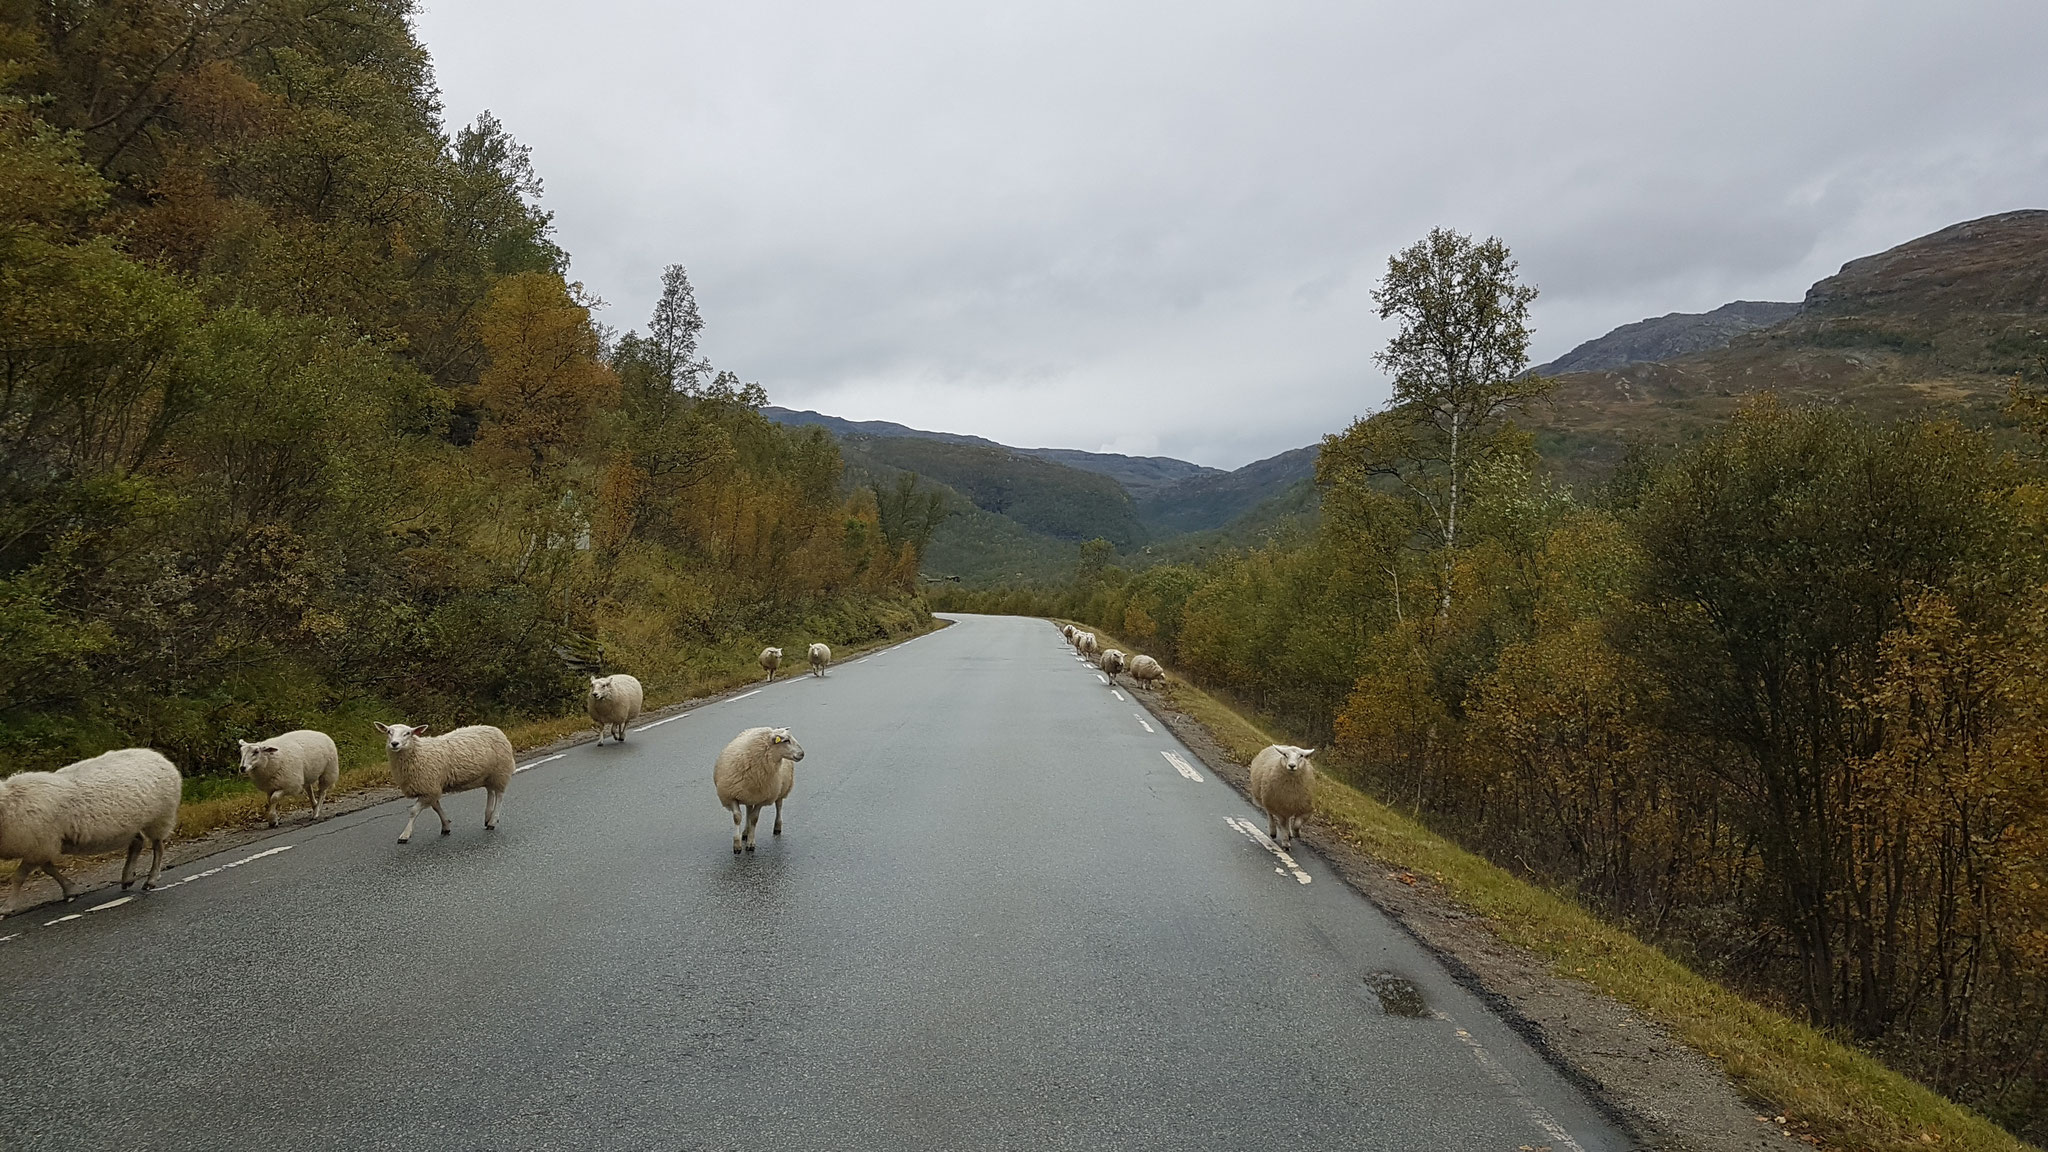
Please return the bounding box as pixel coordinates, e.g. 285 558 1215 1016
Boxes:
1062 618 2031 1152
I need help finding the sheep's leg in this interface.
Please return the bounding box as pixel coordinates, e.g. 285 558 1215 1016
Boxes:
1267 811 1279 841
143 835 168 889
773 797 784 836
5 863 32 917
484 787 503 831
121 835 144 888
742 805 762 852
310 785 325 820
430 797 452 836
266 791 282 828
398 799 426 843
42 860 75 901
730 802 744 853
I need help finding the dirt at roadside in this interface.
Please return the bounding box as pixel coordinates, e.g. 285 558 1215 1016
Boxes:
1132 682 1810 1152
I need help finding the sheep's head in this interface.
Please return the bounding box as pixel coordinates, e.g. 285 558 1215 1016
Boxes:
374 722 431 752
237 740 280 774
763 647 782 659
589 676 613 702
1278 746 1316 772
768 727 805 762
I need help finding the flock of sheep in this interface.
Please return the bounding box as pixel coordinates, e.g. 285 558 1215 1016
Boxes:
1060 623 1317 850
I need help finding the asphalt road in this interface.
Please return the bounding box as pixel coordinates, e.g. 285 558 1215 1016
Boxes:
0 614 1625 1151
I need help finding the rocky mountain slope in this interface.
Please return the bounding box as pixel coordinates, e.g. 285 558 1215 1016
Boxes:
1534 300 1800 375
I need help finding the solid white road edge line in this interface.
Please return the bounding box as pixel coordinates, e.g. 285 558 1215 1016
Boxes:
154 844 295 892
1134 712 1155 733
1225 816 1312 884
514 753 566 773
1438 1012 1589 1152
1161 750 1203 782
730 689 763 702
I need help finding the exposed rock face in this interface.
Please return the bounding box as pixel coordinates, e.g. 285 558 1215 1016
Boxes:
1535 300 1800 375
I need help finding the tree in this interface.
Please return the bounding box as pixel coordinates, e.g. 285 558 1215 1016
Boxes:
473 272 618 480
871 472 948 560
648 263 707 393
1323 228 1547 618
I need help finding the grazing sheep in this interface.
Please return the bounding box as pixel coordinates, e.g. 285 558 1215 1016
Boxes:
1248 744 1317 849
1076 631 1100 663
759 647 783 682
713 726 807 854
0 748 181 917
1129 654 1166 690
1061 624 1077 644
239 730 340 827
808 643 831 677
374 723 515 844
1099 648 1128 684
587 674 645 745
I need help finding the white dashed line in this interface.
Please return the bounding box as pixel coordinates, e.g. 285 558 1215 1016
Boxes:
1133 712 1155 733
1225 816 1312 884
1111 689 1126 701
638 712 688 729
1161 750 1202 782
1096 673 1108 684
1440 1014 1588 1151
0 933 18 944
87 896 132 912
855 658 870 664
730 689 762 702
514 753 566 773
156 844 294 891
44 913 81 926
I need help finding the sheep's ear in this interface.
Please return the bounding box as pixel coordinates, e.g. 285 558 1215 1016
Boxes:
1301 748 1317 757
770 732 786 744
414 724 431 736
374 722 389 735
259 746 278 754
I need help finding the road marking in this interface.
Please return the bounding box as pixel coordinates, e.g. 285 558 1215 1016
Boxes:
1111 689 1126 701
44 913 81 926
0 933 17 944
855 657 869 664
1095 673 1107 684
1161 750 1203 782
514 753 565 773
638 712 688 729
156 844 294 891
730 689 762 702
87 897 132 912
1225 816 1311 884
1440 1014 1588 1152
1133 712 1155 733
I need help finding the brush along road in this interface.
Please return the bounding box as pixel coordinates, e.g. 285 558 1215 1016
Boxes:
0 614 1622 1150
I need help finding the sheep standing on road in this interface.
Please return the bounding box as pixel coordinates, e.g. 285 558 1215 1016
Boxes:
239 730 339 827
375 723 515 843
0 748 181 917
713 726 808 854
1075 632 1099 663
1129 655 1165 690
759 647 783 682
1061 624 1078 645
808 643 831 677
1249 744 1317 849
1099 649 1128 684
588 674 645 745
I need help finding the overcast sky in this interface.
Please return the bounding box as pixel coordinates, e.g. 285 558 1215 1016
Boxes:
411 1 2048 469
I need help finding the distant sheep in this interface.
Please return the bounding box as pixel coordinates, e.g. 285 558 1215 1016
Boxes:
1061 624 1078 645
713 726 807 854
1099 648 1128 683
808 643 831 677
1129 654 1165 690
1075 632 1099 662
239 730 339 827
1248 744 1317 849
374 723 515 843
588 674 645 745
0 747 180 917
759 647 783 682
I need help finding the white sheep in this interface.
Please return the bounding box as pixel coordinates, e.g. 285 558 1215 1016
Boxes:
1061 624 1078 645
0 747 181 917
808 643 831 677
1248 744 1317 849
587 674 645 745
713 726 807 854
374 723 515 843
1099 648 1128 683
239 730 339 827
1076 631 1100 663
759 646 783 682
1128 654 1165 690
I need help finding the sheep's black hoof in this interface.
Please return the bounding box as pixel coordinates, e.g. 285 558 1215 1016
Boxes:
745 843 756 853
773 827 781 836
121 880 134 890
733 844 743 854
440 827 452 836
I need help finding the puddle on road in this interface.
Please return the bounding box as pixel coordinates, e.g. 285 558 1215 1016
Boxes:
1362 970 1430 1018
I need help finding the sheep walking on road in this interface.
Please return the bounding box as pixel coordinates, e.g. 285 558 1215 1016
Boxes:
0 748 181 917
1099 648 1128 684
1249 744 1317 849
808 643 831 677
1128 655 1165 690
588 674 644 745
1075 631 1099 663
375 723 515 843
1061 624 1077 645
759 647 783 682
713 726 807 854
240 730 340 827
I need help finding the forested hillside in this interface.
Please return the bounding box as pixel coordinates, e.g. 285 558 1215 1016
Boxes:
0 1 928 780
937 223 2048 1137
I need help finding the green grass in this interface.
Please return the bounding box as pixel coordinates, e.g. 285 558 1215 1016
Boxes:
1062 617 2034 1152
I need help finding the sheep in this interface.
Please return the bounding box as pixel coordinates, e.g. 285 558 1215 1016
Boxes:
1248 744 1318 849
587 673 645 745
1061 624 1078 645
759 646 783 682
1099 648 1128 684
808 642 831 677
374 723 515 844
1129 654 1166 690
713 726 807 854
1075 631 1100 663
0 747 181 918
239 730 340 827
